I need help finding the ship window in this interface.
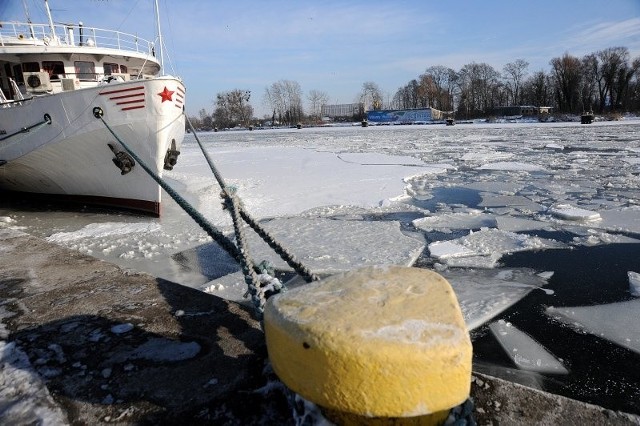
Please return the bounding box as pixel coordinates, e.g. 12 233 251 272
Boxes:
13 65 24 83
104 63 128 75
22 62 40 73
104 62 118 75
42 61 65 80
74 61 96 80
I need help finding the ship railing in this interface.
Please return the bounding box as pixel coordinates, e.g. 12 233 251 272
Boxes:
0 21 155 57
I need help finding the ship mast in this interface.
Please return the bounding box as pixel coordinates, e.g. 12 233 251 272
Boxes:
22 0 35 38
154 0 165 74
43 0 57 42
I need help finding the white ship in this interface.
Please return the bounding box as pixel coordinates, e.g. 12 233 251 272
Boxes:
0 1 185 216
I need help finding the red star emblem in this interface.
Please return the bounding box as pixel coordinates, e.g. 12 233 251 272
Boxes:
158 86 174 103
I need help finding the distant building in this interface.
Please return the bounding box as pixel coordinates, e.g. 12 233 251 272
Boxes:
492 106 552 116
321 103 363 118
367 108 444 124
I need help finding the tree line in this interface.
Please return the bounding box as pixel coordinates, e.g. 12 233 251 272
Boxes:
188 45 640 129
393 46 639 118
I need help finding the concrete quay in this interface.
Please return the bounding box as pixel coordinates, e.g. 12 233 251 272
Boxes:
1 228 639 425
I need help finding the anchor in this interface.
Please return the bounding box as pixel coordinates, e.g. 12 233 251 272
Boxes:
107 143 135 175
163 139 180 170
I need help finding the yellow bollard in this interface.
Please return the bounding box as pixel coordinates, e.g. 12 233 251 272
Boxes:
264 266 472 424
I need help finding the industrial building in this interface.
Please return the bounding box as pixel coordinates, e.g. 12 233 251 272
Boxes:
321 103 364 119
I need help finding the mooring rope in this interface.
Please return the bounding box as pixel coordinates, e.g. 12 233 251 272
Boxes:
0 113 51 143
93 107 269 317
185 116 320 283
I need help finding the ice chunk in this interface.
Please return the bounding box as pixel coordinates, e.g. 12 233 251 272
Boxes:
596 206 640 234
442 268 552 330
428 240 476 259
548 204 601 221
629 271 640 297
413 211 497 231
489 320 568 374
495 216 550 232
479 195 544 213
545 143 564 150
477 162 546 172
546 299 640 354
428 228 565 268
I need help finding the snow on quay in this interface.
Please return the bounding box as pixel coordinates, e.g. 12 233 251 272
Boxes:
2 120 640 415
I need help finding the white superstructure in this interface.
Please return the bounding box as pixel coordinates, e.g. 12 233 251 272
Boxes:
0 3 185 216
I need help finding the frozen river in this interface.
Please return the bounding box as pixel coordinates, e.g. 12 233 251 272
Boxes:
2 120 640 414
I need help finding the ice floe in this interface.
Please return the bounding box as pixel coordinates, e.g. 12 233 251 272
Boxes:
413 210 497 232
489 320 568 374
548 204 601 221
546 299 640 355
629 271 640 297
428 228 566 268
440 268 553 331
477 162 546 172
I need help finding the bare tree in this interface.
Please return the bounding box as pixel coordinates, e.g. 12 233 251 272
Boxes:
521 70 552 107
359 81 383 111
457 62 501 116
264 80 304 125
213 89 253 128
503 59 529 105
420 65 457 111
307 89 329 121
198 108 213 129
549 53 582 113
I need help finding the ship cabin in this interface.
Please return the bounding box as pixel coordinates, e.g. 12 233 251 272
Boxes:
0 20 160 102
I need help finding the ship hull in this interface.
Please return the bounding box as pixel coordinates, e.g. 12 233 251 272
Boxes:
0 77 185 216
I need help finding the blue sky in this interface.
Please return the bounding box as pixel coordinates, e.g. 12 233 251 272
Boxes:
2 0 640 117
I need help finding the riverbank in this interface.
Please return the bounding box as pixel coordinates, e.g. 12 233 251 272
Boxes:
1 228 639 424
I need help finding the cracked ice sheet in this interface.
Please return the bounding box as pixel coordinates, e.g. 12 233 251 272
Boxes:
546 299 640 355
428 228 566 268
440 268 552 331
183 217 425 300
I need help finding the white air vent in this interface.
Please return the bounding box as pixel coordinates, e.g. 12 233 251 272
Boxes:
23 72 52 93
61 78 78 91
